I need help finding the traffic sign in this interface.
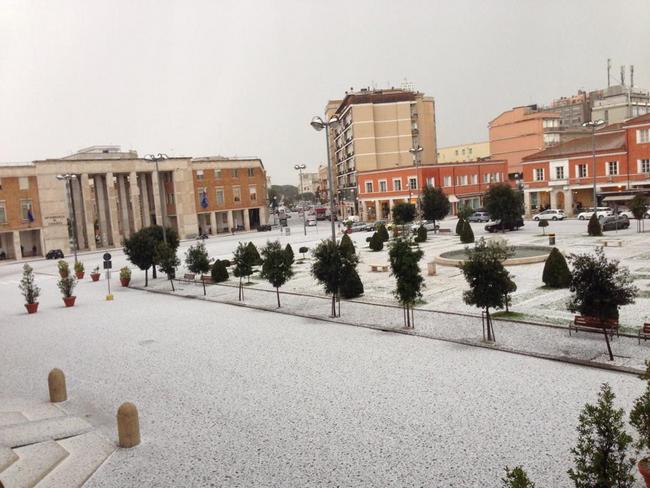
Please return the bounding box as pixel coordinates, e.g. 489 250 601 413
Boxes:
103 252 112 261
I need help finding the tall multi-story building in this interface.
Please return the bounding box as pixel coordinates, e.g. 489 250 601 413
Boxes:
436 141 490 163
324 87 437 217
591 85 650 124
550 90 595 129
297 171 320 195
0 146 268 260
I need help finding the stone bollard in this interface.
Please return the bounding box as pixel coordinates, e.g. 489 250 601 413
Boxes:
427 261 437 276
48 368 67 403
117 402 140 448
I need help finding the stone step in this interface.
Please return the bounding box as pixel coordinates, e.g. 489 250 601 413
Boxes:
0 446 18 472
36 432 115 488
0 413 28 427
0 417 92 449
0 440 68 488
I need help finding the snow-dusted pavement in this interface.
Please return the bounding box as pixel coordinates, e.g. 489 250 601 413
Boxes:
0 255 647 487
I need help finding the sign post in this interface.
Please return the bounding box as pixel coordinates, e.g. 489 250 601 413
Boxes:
103 253 113 301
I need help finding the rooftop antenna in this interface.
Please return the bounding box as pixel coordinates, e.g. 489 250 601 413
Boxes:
630 65 635 88
620 65 625 86
607 58 611 88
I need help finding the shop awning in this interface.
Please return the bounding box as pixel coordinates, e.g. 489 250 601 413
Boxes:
448 195 459 203
602 194 636 202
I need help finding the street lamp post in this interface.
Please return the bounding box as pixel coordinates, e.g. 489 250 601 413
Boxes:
409 145 424 218
143 153 169 243
310 115 340 242
294 164 307 235
56 174 79 264
582 120 605 209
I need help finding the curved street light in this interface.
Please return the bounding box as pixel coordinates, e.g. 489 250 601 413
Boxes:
582 120 606 209
310 115 340 242
294 163 307 235
143 153 169 243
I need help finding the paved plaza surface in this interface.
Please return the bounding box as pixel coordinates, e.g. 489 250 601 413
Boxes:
1 218 649 487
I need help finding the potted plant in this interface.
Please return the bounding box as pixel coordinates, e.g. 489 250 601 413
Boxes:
74 261 85 279
58 275 77 307
90 266 101 282
630 361 650 486
119 266 131 287
58 260 70 278
19 264 40 314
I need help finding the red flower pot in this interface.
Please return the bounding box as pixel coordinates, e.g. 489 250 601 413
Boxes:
63 296 76 307
120 278 130 287
91 273 101 282
59 271 68 278
75 271 85 280
25 302 39 314
639 459 650 487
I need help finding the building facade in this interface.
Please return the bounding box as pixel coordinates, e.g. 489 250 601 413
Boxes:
357 159 508 221
436 141 490 163
521 113 650 216
591 85 650 125
297 171 319 195
0 146 268 260
324 88 437 218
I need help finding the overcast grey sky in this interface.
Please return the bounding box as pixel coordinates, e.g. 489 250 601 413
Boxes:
1 0 649 184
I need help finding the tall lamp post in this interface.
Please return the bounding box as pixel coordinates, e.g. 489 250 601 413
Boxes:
409 145 423 218
582 120 605 209
310 115 340 242
56 174 79 264
294 164 307 235
143 153 169 243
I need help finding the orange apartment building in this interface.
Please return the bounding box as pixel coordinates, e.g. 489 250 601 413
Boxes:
357 160 508 221
0 171 43 260
521 113 650 216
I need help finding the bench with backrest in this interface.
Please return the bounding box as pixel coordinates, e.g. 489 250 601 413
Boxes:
638 323 650 345
437 228 451 234
183 273 196 281
570 315 619 338
369 263 389 273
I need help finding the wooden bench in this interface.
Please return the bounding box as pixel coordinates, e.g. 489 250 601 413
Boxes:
599 239 623 247
183 273 196 281
569 315 619 338
200 275 214 284
369 263 389 272
438 228 452 234
638 323 650 344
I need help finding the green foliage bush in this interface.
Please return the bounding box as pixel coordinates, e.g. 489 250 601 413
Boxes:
339 233 356 259
501 466 535 488
587 213 602 236
185 241 210 274
392 202 416 225
414 225 427 243
211 259 229 282
369 232 384 251
455 217 465 235
284 244 294 265
537 219 549 235
340 267 364 299
377 223 389 242
460 220 475 243
298 246 309 259
542 248 570 288
246 242 262 266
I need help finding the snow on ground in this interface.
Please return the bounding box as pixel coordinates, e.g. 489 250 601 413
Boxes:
0 269 646 487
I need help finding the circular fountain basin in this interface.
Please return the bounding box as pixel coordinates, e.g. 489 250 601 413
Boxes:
435 245 552 267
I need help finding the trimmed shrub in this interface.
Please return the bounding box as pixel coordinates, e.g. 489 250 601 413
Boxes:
211 259 229 282
542 248 570 288
246 242 262 266
369 232 384 251
414 225 427 243
340 268 364 299
221 259 232 267
285 244 294 265
339 233 355 259
299 246 309 259
587 213 602 236
537 219 549 235
185 241 210 274
460 220 475 243
455 217 465 235
377 223 389 242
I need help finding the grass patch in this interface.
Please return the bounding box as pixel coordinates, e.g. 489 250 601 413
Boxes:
492 311 527 320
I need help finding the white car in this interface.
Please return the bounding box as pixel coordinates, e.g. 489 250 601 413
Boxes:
306 214 317 226
577 207 613 220
533 209 565 221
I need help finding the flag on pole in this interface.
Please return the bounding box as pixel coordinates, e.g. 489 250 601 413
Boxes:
200 192 209 209
27 207 34 222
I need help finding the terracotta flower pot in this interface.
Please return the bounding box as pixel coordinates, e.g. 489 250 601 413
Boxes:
639 459 650 487
75 271 85 280
25 302 39 314
120 278 130 287
59 270 68 278
63 296 76 307
91 273 101 282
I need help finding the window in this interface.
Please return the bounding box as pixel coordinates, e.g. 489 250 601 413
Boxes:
196 170 204 180
555 167 565 179
216 188 225 205
19 177 29 190
460 175 468 185
247 168 255 177
365 181 373 193
233 186 241 202
535 168 545 181
637 128 650 143
408 177 417 190
0 201 6 224
455 150 459 156
577 164 588 178
468 148 473 155
379 180 387 192
639 159 650 174
249 185 257 201
483 173 490 183
443 176 452 187
393 179 402 191
166 193 175 205
607 161 619 176
231 169 239 178
426 177 435 187
543 133 560 146
215 169 222 178
20 199 33 221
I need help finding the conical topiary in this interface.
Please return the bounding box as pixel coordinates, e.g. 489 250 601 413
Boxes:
414 225 427 243
339 233 355 259
211 259 229 282
377 223 389 242
456 217 465 235
369 232 383 251
587 213 603 236
284 243 294 265
246 242 261 265
340 267 364 299
542 247 571 288
460 220 475 243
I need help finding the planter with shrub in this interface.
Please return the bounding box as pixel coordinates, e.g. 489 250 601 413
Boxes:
19 264 40 314
119 267 131 286
74 261 85 279
90 266 101 282
58 275 77 307
58 260 70 278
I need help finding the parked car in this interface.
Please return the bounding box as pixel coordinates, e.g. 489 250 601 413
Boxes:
601 215 630 231
256 224 272 232
411 220 439 234
46 249 64 259
485 218 524 233
374 220 387 230
617 206 650 219
533 209 565 221
348 222 370 233
467 211 490 223
306 214 317 226
576 207 613 220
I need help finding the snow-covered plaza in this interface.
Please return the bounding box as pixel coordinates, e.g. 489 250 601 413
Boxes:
1 216 649 486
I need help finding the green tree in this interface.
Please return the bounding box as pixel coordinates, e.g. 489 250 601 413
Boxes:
155 241 180 291
542 248 571 288
233 242 253 301
211 259 229 283
260 241 294 307
392 202 416 236
568 248 638 360
456 204 475 222
284 243 295 265
455 216 465 235
420 186 450 233
185 241 210 275
122 225 179 286
339 233 356 259
502 466 535 488
377 223 390 242
460 238 516 341
588 213 603 236
538 219 549 235
460 220 475 243
389 238 424 328
19 264 40 305
630 361 650 468
312 240 355 317
369 232 384 251
414 224 427 243
484 183 523 232
299 191 315 202
246 242 262 266
629 194 648 233
340 268 364 299
568 383 635 488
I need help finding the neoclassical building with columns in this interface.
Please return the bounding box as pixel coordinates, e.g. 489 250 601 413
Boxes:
0 146 268 260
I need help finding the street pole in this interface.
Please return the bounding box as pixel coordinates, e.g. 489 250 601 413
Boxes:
68 179 79 264
591 125 597 208
410 146 423 220
295 165 307 236
155 159 167 244
325 128 336 242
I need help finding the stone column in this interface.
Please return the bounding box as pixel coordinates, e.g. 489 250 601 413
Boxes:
80 174 96 251
105 172 121 247
227 210 234 232
209 212 217 235
151 171 163 227
13 231 22 259
94 175 110 247
389 199 395 218
139 174 151 227
129 172 142 231
243 209 250 231
117 175 131 238
549 191 557 210
260 206 269 225
70 177 88 250
360 201 367 221
523 191 532 218
374 201 381 220
563 190 574 216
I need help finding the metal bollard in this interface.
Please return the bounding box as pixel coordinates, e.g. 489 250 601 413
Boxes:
48 368 67 403
117 402 141 448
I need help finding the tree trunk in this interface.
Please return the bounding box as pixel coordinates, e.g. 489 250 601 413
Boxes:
433 219 437 234
145 268 148 287
152 265 157 279
276 287 281 308
331 295 336 317
604 329 614 361
486 307 493 341
170 278 175 292
238 277 243 301
411 305 415 329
